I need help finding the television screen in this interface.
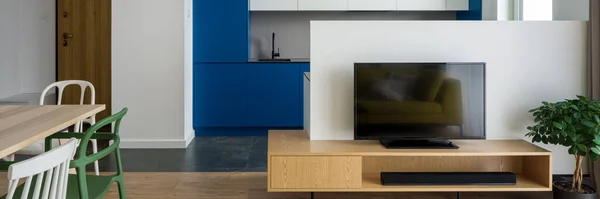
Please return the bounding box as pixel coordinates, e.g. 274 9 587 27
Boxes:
354 62 486 140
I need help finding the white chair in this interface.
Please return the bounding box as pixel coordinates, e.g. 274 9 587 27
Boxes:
2 80 100 176
3 139 77 199
39 80 97 134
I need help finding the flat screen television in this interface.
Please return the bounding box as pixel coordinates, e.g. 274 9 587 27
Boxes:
354 62 486 149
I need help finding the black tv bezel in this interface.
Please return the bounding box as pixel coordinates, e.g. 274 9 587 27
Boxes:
353 62 487 141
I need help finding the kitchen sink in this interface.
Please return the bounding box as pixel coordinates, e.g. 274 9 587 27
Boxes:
258 58 292 62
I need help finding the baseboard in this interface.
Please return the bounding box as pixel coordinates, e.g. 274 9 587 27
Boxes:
194 127 303 136
185 130 195 147
120 139 188 149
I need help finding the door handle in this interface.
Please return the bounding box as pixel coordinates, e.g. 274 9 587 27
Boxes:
62 33 73 39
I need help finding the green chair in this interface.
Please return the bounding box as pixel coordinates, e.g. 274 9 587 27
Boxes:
45 108 128 199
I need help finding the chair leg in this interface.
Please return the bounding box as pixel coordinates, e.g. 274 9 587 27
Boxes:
91 139 100 176
117 180 127 199
76 167 90 199
45 137 52 152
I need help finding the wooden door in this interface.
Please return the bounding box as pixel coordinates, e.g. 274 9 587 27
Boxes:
57 0 111 120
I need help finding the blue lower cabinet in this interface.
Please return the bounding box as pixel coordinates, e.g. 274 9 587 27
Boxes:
246 63 301 127
193 63 305 135
193 63 249 127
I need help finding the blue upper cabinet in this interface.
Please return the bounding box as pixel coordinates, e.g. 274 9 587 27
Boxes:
194 0 249 63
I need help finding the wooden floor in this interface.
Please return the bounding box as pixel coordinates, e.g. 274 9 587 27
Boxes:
0 172 551 199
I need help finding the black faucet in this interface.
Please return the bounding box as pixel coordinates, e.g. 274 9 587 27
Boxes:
271 32 280 59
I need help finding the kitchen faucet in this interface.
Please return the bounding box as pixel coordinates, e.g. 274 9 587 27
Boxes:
257 32 290 62
271 32 280 59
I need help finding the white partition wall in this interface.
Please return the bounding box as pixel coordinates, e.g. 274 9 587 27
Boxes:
310 21 587 174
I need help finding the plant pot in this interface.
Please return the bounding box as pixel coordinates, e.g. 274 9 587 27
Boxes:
553 181 597 199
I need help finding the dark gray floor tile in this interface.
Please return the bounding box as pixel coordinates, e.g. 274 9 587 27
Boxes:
247 145 267 168
251 136 268 147
73 136 269 172
193 136 253 147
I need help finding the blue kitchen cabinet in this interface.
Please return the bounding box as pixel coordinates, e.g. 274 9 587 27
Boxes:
298 63 310 125
193 63 249 127
457 0 482 20
246 63 301 127
193 0 249 62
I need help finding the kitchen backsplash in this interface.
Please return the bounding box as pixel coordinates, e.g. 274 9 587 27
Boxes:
250 11 456 59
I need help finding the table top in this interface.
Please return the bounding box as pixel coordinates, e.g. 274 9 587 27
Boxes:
268 130 551 156
0 105 105 158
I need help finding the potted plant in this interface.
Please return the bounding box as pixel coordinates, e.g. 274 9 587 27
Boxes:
527 95 600 199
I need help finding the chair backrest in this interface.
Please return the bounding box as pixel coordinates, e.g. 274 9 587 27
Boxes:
76 108 128 165
40 80 96 132
40 80 95 106
5 139 77 199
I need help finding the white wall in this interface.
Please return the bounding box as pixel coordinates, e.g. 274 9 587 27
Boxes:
0 0 55 98
476 0 514 21
522 0 553 20
310 21 587 174
250 11 456 59
553 0 589 21
17 0 55 94
482 0 498 20
113 0 193 148
0 0 20 98
496 0 514 20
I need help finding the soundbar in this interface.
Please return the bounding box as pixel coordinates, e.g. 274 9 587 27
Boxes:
381 172 517 185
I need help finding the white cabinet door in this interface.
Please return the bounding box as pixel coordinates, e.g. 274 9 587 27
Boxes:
347 0 396 11
250 0 298 11
446 0 469 10
397 0 445 10
298 0 347 11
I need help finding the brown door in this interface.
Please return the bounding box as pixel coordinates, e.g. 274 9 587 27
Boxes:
57 0 111 120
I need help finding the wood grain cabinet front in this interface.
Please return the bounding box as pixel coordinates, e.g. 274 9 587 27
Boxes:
270 156 362 189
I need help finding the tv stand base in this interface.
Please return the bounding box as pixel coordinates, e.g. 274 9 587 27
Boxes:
267 130 552 193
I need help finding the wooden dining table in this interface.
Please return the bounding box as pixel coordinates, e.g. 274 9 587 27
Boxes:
0 105 105 158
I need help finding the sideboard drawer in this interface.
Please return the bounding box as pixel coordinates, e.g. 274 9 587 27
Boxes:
270 156 362 189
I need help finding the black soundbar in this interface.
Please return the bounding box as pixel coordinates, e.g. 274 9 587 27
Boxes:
381 172 517 185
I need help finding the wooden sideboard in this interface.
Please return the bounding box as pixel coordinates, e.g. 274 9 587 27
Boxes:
267 130 552 192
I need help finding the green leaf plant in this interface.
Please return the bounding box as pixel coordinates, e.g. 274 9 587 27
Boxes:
526 95 600 193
